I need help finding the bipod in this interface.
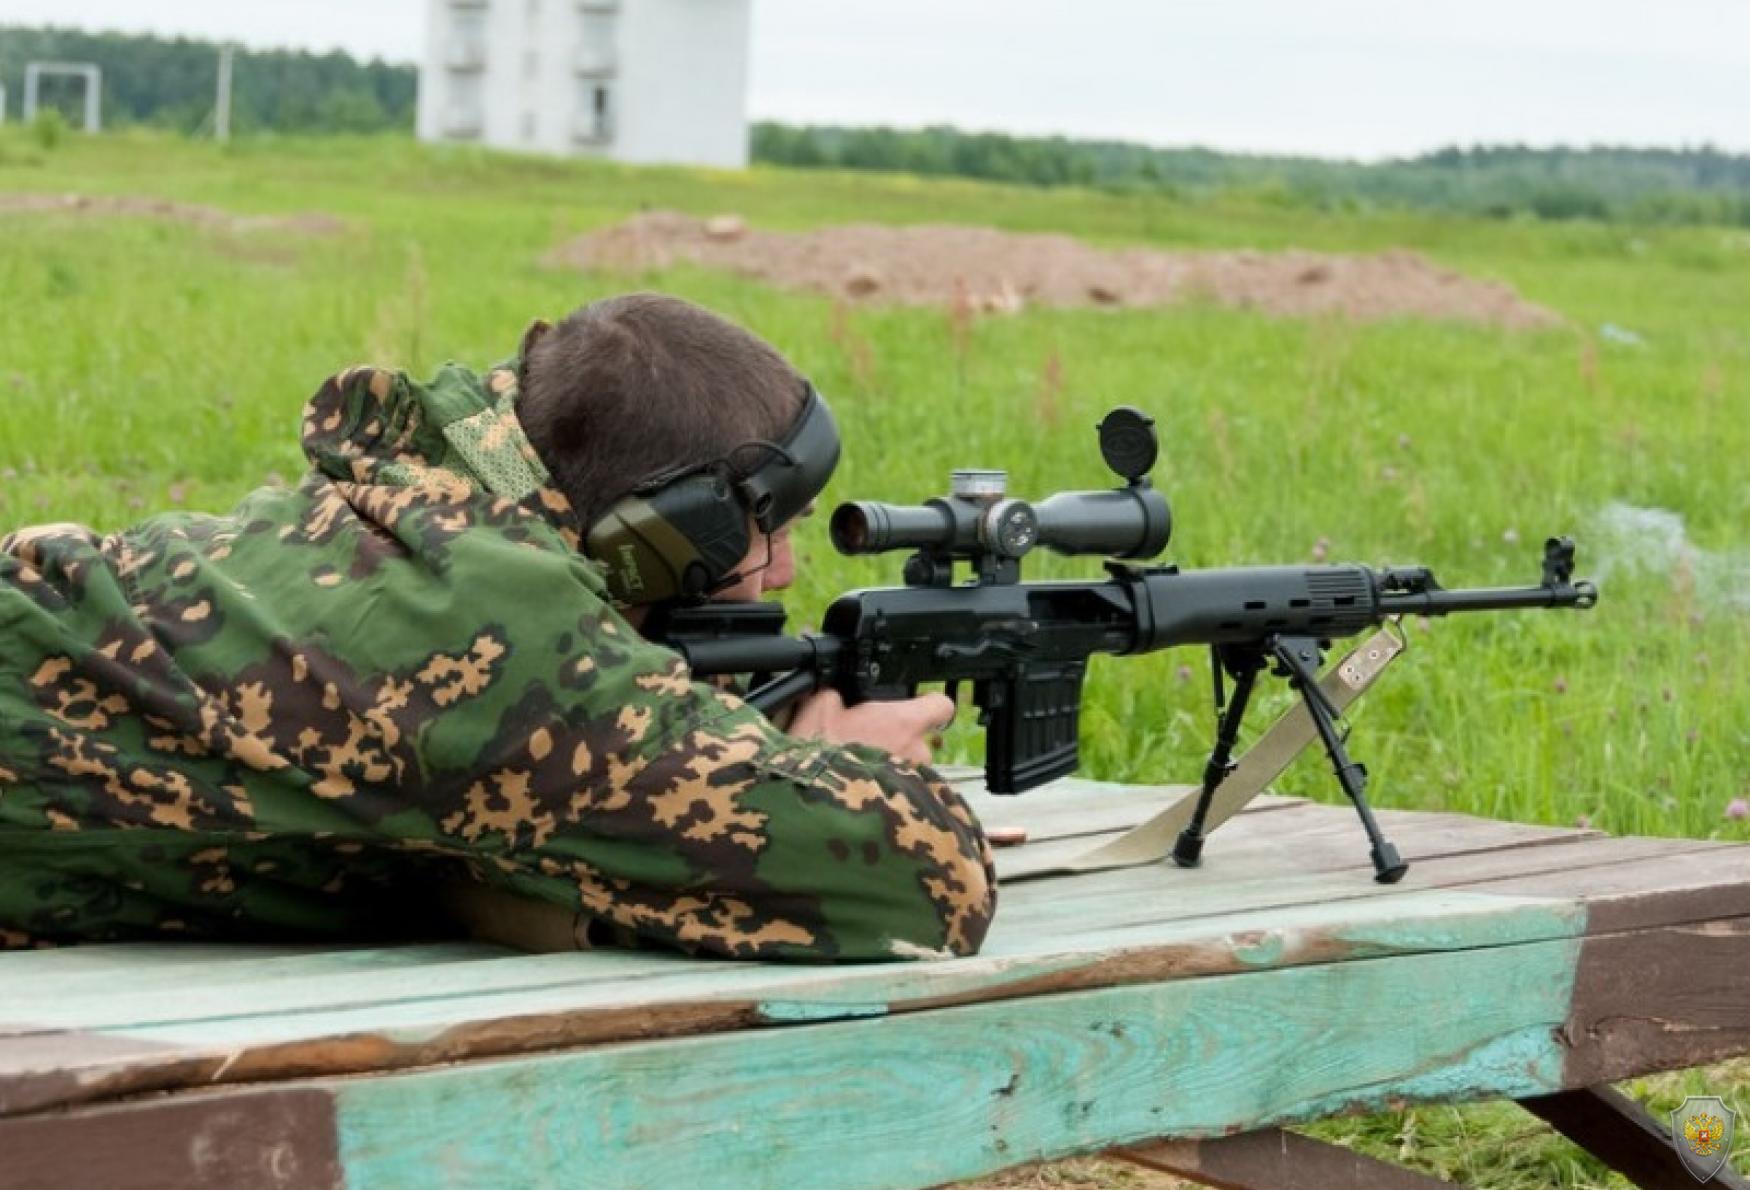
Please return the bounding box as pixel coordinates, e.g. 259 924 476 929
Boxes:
1172 643 1265 869
1269 635 1407 883
1174 635 1408 884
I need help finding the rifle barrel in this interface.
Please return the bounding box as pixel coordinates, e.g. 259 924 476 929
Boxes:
1378 581 1598 616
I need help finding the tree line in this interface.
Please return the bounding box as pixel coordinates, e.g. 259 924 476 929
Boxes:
753 125 1750 227
0 26 414 134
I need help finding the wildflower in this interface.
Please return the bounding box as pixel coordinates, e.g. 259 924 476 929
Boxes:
1727 798 1749 822
1175 664 1194 684
1502 527 1520 545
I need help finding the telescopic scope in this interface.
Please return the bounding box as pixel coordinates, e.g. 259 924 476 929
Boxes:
829 408 1172 562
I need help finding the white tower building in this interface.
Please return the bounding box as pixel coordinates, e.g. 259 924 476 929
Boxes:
417 0 751 168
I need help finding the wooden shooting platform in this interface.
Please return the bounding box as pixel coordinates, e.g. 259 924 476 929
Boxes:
3 772 1748 1189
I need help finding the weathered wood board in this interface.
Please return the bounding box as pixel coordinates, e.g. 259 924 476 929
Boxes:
2 772 1747 1190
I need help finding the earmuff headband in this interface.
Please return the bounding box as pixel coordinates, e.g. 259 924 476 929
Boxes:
586 383 841 606
735 385 839 533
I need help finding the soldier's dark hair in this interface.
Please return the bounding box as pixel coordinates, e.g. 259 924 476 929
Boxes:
517 293 807 531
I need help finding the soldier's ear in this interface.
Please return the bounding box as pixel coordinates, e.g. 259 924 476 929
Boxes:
519 318 554 361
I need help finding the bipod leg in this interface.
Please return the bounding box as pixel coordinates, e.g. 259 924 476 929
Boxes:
1173 646 1265 868
1269 635 1409 884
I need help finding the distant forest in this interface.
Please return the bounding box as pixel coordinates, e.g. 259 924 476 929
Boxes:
0 26 415 134
5 25 1749 226
754 125 1750 227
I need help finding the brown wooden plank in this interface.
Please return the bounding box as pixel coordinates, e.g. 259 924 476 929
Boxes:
1115 1127 1460 1188
998 836 1715 939
958 778 1303 846
1 1084 341 1190
1475 847 1750 935
999 796 1602 882
1561 913 1750 1085
1518 1085 1750 1190
973 787 1301 846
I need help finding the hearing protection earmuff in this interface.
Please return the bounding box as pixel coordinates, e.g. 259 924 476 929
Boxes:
585 384 840 605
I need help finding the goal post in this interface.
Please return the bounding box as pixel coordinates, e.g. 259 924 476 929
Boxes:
23 62 102 133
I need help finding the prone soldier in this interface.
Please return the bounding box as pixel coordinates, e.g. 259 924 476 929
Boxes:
0 293 996 961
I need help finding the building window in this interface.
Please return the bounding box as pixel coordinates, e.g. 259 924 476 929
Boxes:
448 8 487 71
447 73 484 137
576 9 617 76
575 80 613 143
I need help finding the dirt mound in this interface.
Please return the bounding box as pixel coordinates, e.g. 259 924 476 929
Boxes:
0 192 345 236
548 211 1559 329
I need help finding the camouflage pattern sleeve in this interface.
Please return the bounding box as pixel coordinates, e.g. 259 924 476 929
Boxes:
0 361 995 961
488 641 999 961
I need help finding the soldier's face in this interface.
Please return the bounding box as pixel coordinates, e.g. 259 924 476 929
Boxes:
713 509 806 602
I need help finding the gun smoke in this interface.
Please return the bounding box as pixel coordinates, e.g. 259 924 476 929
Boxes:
1591 502 1749 614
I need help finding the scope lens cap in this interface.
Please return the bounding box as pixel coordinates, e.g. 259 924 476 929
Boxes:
1097 407 1159 481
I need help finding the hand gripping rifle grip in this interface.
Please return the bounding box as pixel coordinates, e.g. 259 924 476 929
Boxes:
981 660 1087 794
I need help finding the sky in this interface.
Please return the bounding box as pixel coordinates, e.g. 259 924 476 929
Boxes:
4 0 1748 159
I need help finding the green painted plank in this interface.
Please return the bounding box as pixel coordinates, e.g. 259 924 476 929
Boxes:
0 942 516 999
133 889 1577 1041
0 888 1583 1117
332 938 1582 1190
0 795 1604 1035
0 948 698 1026
0 887 1576 1039
0 941 432 974
0 834 1711 1051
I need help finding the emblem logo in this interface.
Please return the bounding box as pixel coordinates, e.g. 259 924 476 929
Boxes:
1671 1095 1737 1183
617 544 645 594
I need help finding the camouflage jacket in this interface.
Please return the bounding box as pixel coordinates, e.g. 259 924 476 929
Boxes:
0 361 995 960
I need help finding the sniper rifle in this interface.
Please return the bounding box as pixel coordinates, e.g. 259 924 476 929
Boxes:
650 409 1598 883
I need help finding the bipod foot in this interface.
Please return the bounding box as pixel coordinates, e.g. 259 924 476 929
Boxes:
1372 842 1408 884
1268 635 1413 885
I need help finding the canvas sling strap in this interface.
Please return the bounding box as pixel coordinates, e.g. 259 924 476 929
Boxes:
1007 625 1407 882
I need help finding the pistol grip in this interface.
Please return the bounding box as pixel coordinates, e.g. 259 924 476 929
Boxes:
980 661 1086 794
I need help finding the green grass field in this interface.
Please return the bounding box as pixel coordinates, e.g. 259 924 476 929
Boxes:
1 130 1744 1186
